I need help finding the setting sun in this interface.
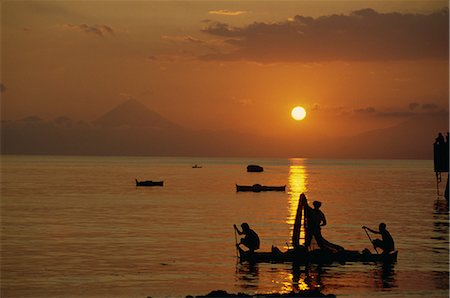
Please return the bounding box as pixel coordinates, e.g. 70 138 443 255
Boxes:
291 106 307 121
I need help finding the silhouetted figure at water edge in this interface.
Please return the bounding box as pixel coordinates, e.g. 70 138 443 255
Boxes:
435 132 445 145
446 132 449 172
433 132 449 172
363 223 395 255
433 132 449 201
234 223 260 253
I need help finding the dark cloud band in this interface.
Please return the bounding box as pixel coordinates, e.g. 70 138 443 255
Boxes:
64 24 115 37
201 8 449 62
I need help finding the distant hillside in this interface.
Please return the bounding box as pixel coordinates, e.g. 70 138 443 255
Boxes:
1 100 448 159
309 111 449 159
93 99 180 130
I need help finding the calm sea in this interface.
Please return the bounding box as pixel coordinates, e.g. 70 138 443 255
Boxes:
1 155 448 298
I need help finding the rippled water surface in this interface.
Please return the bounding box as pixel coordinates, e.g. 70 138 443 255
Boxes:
1 156 448 297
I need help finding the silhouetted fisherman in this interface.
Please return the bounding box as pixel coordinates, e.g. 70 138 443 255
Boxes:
299 194 344 252
234 223 260 253
305 200 327 249
363 223 395 254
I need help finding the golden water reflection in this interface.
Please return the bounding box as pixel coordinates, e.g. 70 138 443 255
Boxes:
267 265 323 295
279 273 310 293
287 158 308 246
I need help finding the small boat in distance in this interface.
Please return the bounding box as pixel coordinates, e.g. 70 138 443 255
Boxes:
236 184 286 192
135 179 164 187
192 164 202 168
247 165 263 172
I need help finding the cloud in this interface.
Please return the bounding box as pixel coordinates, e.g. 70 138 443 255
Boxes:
358 103 445 118
422 103 439 110
209 10 247 16
313 102 445 119
310 104 344 112
376 111 414 118
201 8 449 62
408 102 442 112
233 97 253 106
161 35 205 44
159 35 233 61
350 107 413 118
353 107 376 114
202 22 240 37
63 24 115 37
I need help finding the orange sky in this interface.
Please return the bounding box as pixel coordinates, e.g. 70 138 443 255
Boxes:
1 1 449 139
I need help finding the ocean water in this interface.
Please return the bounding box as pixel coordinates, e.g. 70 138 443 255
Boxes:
1 155 448 298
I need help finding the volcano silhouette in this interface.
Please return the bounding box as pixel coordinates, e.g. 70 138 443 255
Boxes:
93 99 179 130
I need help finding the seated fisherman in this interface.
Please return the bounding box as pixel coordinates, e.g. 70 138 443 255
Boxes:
363 223 395 254
234 223 260 253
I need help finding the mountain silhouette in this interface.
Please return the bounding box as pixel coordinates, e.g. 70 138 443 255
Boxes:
1 102 447 158
311 111 449 159
93 99 180 130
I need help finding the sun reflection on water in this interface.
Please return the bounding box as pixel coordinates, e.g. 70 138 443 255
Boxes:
279 273 311 293
267 266 326 295
287 158 308 246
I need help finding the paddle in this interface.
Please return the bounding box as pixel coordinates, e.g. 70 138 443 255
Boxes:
233 225 239 258
362 226 380 255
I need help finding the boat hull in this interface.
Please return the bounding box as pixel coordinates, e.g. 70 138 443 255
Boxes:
236 184 286 192
135 180 164 187
238 247 398 264
247 165 264 172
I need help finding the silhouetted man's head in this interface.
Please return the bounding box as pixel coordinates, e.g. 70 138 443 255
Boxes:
313 201 322 209
379 223 387 231
241 223 250 231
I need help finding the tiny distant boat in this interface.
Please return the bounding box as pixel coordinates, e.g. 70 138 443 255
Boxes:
135 179 164 187
192 164 202 168
236 184 286 192
238 246 398 264
247 165 264 172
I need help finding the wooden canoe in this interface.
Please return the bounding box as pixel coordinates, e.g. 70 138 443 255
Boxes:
236 184 286 192
238 246 398 264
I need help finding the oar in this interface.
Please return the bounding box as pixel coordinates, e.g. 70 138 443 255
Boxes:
363 227 380 254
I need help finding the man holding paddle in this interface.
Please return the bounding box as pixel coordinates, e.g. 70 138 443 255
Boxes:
234 223 260 253
363 223 395 255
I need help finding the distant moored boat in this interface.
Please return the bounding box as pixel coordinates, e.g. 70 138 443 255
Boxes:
236 184 285 192
135 179 164 187
247 165 264 172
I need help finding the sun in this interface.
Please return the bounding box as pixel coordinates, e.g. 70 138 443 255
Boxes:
291 106 307 121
